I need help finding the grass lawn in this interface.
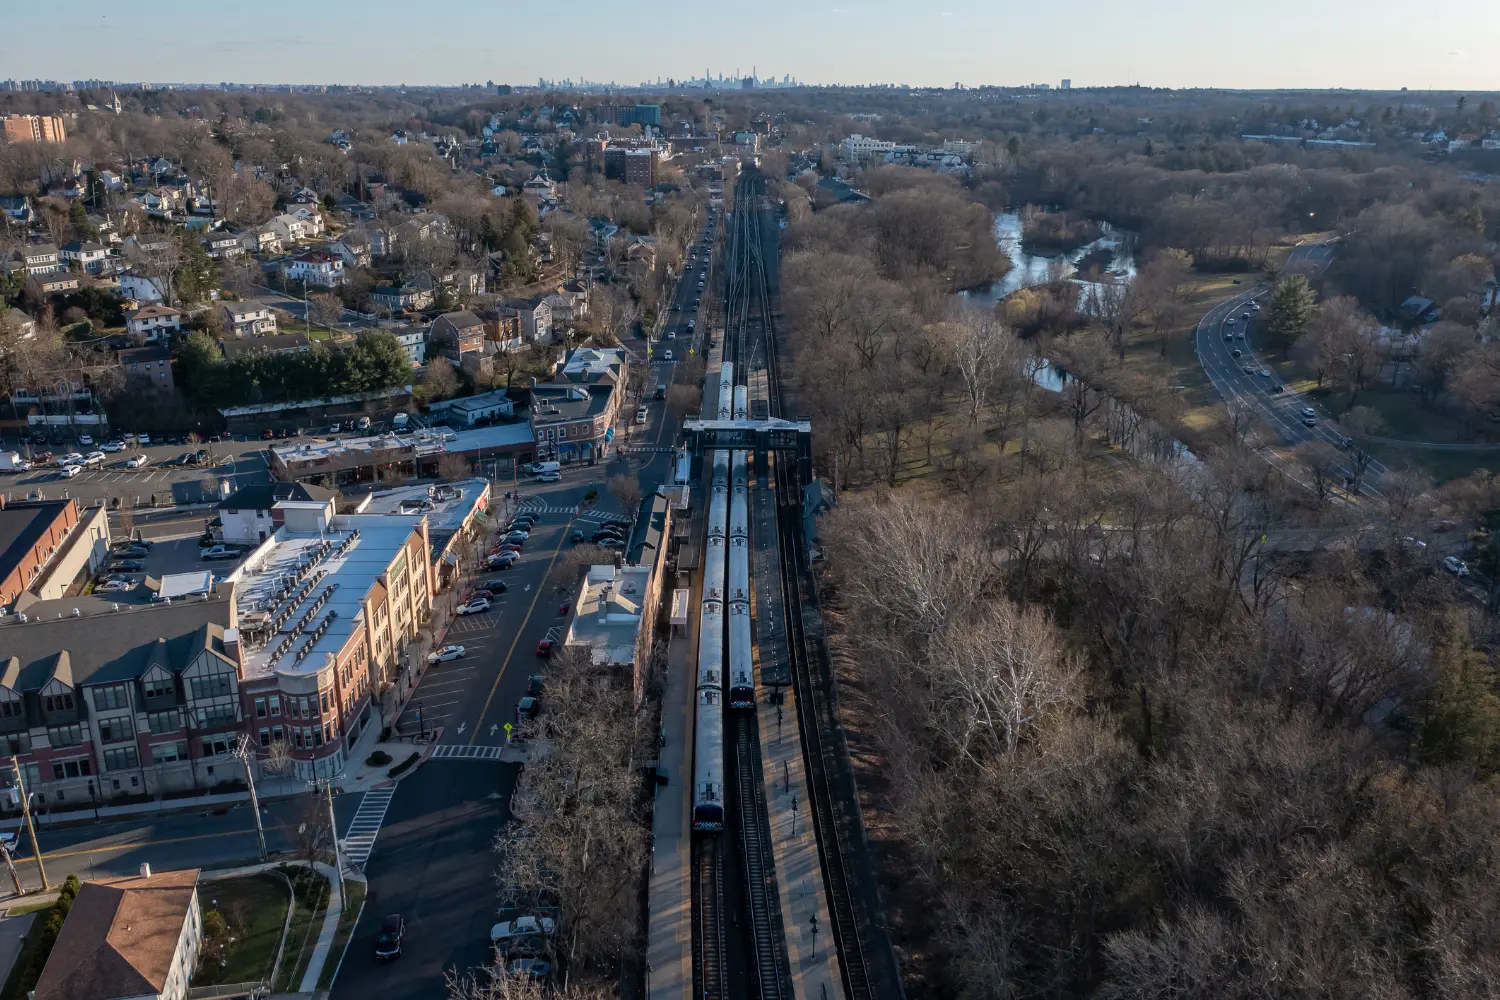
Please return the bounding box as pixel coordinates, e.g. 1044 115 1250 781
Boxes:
194 874 291 988
273 866 331 993
316 880 367 990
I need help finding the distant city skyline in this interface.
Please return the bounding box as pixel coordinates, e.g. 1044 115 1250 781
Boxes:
3 0 1497 94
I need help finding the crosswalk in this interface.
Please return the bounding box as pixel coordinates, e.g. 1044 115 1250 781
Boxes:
339 786 395 866
620 445 676 455
514 503 630 524
430 744 506 760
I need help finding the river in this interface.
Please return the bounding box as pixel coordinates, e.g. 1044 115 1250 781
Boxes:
960 212 1137 309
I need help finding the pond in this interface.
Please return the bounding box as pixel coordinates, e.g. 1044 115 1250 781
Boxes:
960 212 1138 310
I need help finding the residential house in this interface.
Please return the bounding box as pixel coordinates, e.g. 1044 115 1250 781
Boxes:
544 279 590 324
429 310 486 361
0 196 33 224
124 305 183 340
237 226 281 255
522 170 558 201
267 214 311 246
554 346 627 386
499 297 552 344
97 169 126 192
221 301 277 337
291 186 321 205
219 332 311 361
0 310 36 341
623 235 658 273
18 244 61 276
118 345 176 392
386 325 426 365
330 232 373 268
59 240 112 275
371 282 435 312
125 234 172 256
31 867 203 1000
200 231 243 259
283 250 345 288
281 206 325 235
26 273 80 297
117 272 167 304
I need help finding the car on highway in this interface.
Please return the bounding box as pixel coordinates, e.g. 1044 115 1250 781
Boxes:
1302 416 1316 426
1242 365 1255 374
101 440 125 452
1223 332 1233 340
1444 556 1470 577
1232 349 1242 358
428 645 467 663
375 914 405 959
201 545 240 560
125 455 149 468
457 597 491 616
1258 370 1272 378
1269 384 1285 394
1225 317 1235 326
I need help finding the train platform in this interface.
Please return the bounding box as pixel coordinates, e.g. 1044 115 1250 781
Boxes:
753 466 845 1000
646 625 695 1000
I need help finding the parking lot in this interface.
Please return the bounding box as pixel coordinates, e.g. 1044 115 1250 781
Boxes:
0 436 272 508
91 534 246 602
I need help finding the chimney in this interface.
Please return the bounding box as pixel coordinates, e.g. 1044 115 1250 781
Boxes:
139 863 151 878
224 626 242 665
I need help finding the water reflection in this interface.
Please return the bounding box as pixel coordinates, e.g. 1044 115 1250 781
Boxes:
960 212 1137 309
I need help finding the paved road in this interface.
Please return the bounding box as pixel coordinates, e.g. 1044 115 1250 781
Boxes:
1193 240 1392 499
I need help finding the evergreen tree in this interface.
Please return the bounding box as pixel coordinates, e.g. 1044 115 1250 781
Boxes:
1266 273 1317 346
1418 612 1500 774
67 200 96 242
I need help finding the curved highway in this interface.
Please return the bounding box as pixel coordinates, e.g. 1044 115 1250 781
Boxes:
1193 240 1391 500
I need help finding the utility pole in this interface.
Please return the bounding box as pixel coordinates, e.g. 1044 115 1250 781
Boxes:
233 736 268 862
323 779 345 905
0 842 23 897
12 757 46 891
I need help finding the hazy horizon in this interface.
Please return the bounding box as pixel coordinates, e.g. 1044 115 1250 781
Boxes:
6 0 1498 94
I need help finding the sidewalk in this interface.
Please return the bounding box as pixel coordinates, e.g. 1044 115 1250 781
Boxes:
646 628 695 1000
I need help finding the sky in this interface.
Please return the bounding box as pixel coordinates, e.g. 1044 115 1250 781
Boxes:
6 0 1499 92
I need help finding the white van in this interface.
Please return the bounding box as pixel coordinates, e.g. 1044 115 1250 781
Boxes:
528 461 561 475
635 406 648 425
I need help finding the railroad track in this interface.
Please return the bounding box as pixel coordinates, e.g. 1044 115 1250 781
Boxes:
734 714 788 1000
693 839 727 1000
755 164 905 1000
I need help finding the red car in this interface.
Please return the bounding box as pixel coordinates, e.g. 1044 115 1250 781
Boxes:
535 640 553 658
34 450 54 462
558 603 570 617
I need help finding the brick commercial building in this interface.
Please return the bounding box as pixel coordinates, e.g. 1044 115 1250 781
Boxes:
1 114 66 143
0 508 431 808
0 498 111 610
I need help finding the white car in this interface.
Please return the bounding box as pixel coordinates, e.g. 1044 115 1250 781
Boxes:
125 455 149 468
491 915 556 945
59 452 85 466
84 451 106 465
428 645 467 663
136 433 151 445
78 434 94 446
1444 556 1470 577
596 536 625 549
458 598 491 616
101 440 125 452
95 579 133 593
1301 408 1317 419
201 544 240 560
60 465 83 478
534 471 561 483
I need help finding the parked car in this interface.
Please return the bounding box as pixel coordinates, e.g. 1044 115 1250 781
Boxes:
535 640 553 658
535 471 562 483
375 914 405 959
1444 556 1470 577
78 434 94 446
458 598 491 616
111 559 144 571
428 645 466 663
571 529 585 544
60 465 82 479
95 579 133 594
491 915 555 949
516 696 539 722
595 537 625 549
135 433 151 446
125 455 149 468
201 545 240 560
505 959 551 980
33 450 53 463
504 530 530 543
486 553 518 570
115 545 150 558
526 675 544 698
476 580 508 596
59 452 85 466
101 440 125 452
84 451 106 465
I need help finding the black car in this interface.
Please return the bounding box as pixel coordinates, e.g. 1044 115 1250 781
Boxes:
527 675 544 698
375 914 404 959
516 696 540 722
111 559 144 571
115 545 150 559
477 580 508 596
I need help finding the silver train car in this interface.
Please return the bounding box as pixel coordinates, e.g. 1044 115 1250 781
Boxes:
693 688 725 830
692 361 733 831
728 447 754 707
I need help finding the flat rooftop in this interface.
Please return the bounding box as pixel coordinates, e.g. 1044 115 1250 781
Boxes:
228 514 422 679
360 479 489 537
565 564 649 666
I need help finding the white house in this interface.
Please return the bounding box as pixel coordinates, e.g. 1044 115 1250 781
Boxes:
217 481 335 545
117 271 167 304
18 244 61 275
281 205 326 235
32 867 203 1000
125 304 184 340
391 326 427 365
330 233 373 268
201 231 244 259
222 300 277 337
283 250 345 288
238 225 281 254
59 240 112 274
267 214 310 246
